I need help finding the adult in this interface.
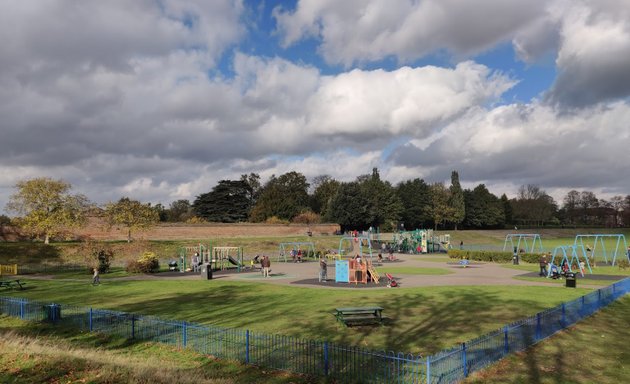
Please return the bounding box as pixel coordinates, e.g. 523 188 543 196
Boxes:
262 255 271 277
539 254 548 276
192 252 200 272
319 258 327 282
92 268 100 285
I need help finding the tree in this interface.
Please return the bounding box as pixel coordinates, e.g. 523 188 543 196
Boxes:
357 168 403 231
165 199 193 222
328 182 370 231
448 171 465 230
462 184 505 228
240 173 261 211
429 182 452 230
193 180 251 222
396 178 432 229
310 175 340 220
500 194 513 225
6 178 89 244
250 172 310 222
562 190 581 225
104 197 159 242
511 184 557 226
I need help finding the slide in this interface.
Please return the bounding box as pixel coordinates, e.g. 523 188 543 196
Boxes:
228 256 241 266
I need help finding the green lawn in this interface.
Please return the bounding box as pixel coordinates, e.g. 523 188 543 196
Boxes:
3 278 588 355
465 295 630 384
0 315 316 384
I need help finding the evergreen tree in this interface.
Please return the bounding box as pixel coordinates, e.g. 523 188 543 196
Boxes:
249 172 310 222
193 180 251 222
395 178 432 229
448 170 465 230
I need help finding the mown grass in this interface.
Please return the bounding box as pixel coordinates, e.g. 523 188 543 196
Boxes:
2 278 589 355
465 295 630 384
0 315 318 384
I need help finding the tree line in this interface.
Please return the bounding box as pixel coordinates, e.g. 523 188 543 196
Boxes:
4 173 630 243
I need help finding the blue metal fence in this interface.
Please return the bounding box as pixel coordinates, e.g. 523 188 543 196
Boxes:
1 277 629 383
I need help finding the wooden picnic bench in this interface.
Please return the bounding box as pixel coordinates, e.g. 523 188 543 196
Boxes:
0 279 25 290
335 306 384 326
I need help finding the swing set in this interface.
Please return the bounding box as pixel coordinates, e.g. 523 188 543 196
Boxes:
502 234 544 254
547 245 592 278
573 234 628 266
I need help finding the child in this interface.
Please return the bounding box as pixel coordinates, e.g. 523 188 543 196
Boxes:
92 268 100 285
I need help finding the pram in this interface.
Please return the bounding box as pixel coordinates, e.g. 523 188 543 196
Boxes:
385 273 398 288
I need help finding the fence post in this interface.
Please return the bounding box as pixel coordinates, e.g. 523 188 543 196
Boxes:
246 330 250 364
89 308 93 332
323 341 329 377
504 326 509 355
131 315 136 339
182 321 187 348
536 313 541 340
426 355 431 384
561 303 566 328
462 343 467 378
19 299 24 320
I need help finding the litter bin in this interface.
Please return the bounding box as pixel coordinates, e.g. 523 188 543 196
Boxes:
565 272 576 288
43 304 61 323
512 254 519 265
200 263 213 280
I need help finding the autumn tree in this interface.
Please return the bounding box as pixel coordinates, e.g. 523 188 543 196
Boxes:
430 182 452 230
104 197 159 242
6 178 89 244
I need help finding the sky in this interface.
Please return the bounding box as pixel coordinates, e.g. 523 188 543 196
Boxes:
1 0 630 214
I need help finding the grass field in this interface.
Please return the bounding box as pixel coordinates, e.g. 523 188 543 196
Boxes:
465 295 630 384
1 228 629 382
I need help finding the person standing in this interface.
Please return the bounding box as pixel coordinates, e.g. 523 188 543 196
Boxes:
539 254 548 276
92 267 100 285
262 255 271 277
192 252 200 272
319 257 327 282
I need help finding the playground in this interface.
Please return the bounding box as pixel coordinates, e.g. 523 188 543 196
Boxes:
2 228 630 383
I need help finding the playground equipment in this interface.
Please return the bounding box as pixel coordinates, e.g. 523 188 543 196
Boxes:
212 247 244 271
334 258 380 285
547 245 592 278
278 242 316 262
502 234 543 254
338 236 373 260
390 229 451 254
178 244 210 273
573 234 629 266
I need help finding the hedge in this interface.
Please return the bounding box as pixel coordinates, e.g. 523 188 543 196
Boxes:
448 249 545 264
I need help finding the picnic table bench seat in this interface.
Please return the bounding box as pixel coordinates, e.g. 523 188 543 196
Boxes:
0 279 25 290
335 306 384 326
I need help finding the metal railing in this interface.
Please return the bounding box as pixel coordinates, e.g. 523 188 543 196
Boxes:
1 277 629 383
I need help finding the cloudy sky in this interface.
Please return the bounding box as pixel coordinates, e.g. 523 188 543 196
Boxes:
2 0 630 214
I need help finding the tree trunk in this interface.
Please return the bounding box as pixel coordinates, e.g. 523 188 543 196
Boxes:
127 228 132 243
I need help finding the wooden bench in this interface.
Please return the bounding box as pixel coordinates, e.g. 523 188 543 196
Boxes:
335 306 384 326
0 279 25 290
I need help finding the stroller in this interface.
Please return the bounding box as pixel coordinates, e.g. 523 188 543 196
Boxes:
385 273 398 288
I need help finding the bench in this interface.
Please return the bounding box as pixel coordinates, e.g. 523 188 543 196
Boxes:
335 306 384 326
0 279 25 290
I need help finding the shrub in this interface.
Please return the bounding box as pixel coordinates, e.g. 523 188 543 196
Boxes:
126 251 160 273
265 216 290 225
81 240 114 273
448 249 545 264
618 259 629 271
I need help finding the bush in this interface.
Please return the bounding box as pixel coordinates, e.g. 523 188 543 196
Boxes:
448 249 544 264
618 259 629 271
265 216 290 225
126 251 160 273
81 240 114 273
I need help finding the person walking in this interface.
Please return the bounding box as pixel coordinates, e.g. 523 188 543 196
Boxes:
92 267 100 285
539 254 548 276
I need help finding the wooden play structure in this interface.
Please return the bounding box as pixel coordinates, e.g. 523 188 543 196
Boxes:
278 242 315 262
573 234 628 266
334 257 380 285
502 234 544 254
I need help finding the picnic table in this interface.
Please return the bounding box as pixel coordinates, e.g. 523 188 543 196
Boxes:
0 279 25 290
335 306 384 326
